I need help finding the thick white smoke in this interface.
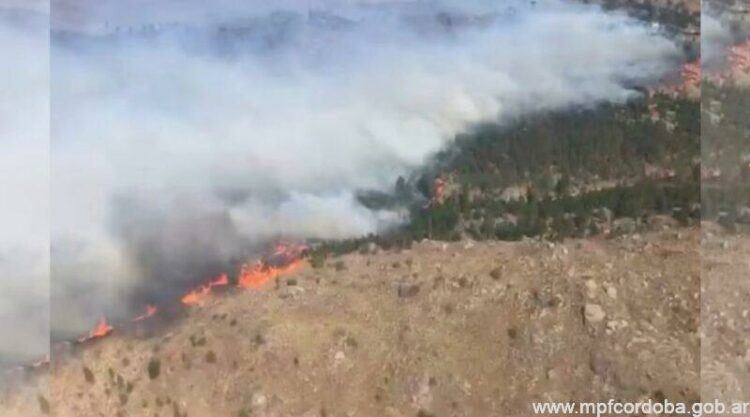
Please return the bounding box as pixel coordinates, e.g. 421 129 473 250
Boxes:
50 1 682 340
0 4 49 366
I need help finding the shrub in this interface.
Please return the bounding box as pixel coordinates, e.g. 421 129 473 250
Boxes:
82 366 95 384
37 395 50 414
309 251 326 269
147 358 161 380
334 260 346 271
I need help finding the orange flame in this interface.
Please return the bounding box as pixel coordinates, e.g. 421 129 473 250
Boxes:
704 38 750 85
181 273 229 305
62 243 304 356
728 39 750 73
237 259 303 289
131 304 158 322
237 243 306 289
681 61 701 88
78 317 113 342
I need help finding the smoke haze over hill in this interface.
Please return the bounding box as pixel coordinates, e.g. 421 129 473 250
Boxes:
1 0 686 365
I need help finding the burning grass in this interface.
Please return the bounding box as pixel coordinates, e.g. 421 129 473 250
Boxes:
67 242 307 354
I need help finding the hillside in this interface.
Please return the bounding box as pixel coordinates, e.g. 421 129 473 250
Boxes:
2 226 700 417
702 81 750 229
337 96 701 257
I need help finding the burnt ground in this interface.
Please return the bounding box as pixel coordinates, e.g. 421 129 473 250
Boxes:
2 226 702 417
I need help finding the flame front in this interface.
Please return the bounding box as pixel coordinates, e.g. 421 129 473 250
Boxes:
131 305 158 322
681 61 701 88
238 243 306 289
237 258 303 289
704 37 750 86
181 273 230 305
41 243 305 364
78 317 113 342
728 39 750 73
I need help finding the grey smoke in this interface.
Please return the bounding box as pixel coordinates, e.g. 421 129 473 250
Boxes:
47 1 681 343
0 5 49 366
702 8 734 69
702 4 750 70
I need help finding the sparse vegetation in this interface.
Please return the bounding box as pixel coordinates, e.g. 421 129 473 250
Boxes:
309 251 326 268
189 334 207 347
82 366 95 384
489 267 502 280
334 260 346 271
37 394 50 414
147 358 161 380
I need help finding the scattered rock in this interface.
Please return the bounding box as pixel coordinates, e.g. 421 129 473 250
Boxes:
585 279 598 298
589 351 610 376
398 283 421 298
605 285 617 299
584 304 606 324
253 393 268 408
605 320 627 334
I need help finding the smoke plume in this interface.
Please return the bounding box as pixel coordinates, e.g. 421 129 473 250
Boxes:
47 0 682 345
0 4 49 367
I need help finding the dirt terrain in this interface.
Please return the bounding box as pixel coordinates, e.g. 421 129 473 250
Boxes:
702 225 750 407
2 226 702 417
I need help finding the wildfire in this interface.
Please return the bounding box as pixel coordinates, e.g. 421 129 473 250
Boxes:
181 273 230 305
728 39 750 73
28 242 306 369
433 177 446 204
704 38 750 86
681 61 701 88
131 304 159 322
649 60 701 98
237 258 304 289
78 317 113 343
237 242 306 289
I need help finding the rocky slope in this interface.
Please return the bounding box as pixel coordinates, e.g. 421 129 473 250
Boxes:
2 227 701 417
